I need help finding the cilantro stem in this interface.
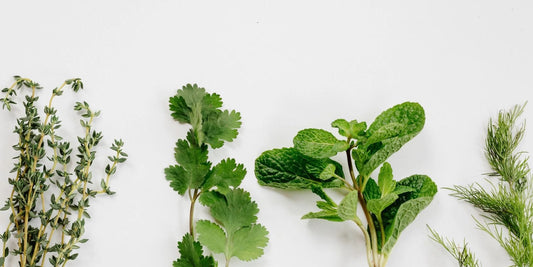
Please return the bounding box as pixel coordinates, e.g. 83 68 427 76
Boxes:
189 189 200 237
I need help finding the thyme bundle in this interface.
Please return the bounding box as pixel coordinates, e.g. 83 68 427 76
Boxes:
0 76 127 267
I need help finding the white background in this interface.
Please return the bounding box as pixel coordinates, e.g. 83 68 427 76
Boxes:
1 1 532 266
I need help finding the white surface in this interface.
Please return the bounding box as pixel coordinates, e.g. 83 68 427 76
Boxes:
0 1 532 266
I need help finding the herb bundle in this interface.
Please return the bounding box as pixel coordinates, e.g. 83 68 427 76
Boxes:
255 102 437 267
0 76 127 267
430 103 533 267
165 84 268 267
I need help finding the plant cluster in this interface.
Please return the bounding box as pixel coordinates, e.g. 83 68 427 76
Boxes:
430 103 533 267
255 102 437 267
0 76 127 267
165 84 268 267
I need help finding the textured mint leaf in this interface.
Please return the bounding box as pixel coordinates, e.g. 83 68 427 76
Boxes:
378 162 395 195
367 193 398 216
311 186 337 207
356 102 425 176
230 224 269 261
363 178 381 201
293 128 349 158
203 110 241 149
337 191 359 221
379 174 437 255
319 164 337 180
173 233 217 267
393 185 415 195
331 119 367 139
202 158 246 193
199 189 258 234
302 210 343 222
255 148 344 189
196 220 226 254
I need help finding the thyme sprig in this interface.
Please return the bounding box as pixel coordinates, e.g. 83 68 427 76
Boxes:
0 76 127 267
430 103 533 267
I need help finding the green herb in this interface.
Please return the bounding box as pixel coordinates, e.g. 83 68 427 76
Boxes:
430 103 533 267
0 76 127 267
165 84 268 267
255 102 437 267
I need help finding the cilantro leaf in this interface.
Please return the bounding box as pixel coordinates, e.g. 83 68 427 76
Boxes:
202 158 246 194
173 233 217 267
196 220 226 254
199 189 258 234
229 224 269 261
203 110 242 149
293 128 349 158
165 139 211 195
197 189 269 264
169 84 240 149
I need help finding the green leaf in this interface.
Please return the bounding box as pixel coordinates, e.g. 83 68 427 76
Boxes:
169 84 222 125
379 174 437 255
202 158 246 193
378 162 395 195
367 193 398 216
199 189 258 234
169 84 240 148
356 102 425 176
196 220 226 254
331 119 367 139
165 139 211 195
363 178 381 201
319 164 337 180
230 224 269 261
255 148 344 189
337 191 359 221
302 210 343 222
173 233 217 267
203 110 241 149
293 128 349 158
310 186 337 207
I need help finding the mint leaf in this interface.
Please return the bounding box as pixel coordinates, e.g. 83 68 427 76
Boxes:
302 210 343 222
203 158 246 194
203 110 241 149
255 148 344 189
363 178 381 201
337 191 359 221
367 193 398 216
173 233 217 267
196 220 226 254
356 102 425 176
293 128 349 158
319 164 337 180
231 224 269 261
331 119 367 139
380 174 437 255
377 162 395 195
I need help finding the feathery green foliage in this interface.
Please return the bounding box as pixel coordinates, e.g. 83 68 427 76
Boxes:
0 76 127 267
255 102 436 267
166 84 268 267
431 103 533 267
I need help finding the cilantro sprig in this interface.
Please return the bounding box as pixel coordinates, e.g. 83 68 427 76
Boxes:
255 102 437 267
166 84 268 267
